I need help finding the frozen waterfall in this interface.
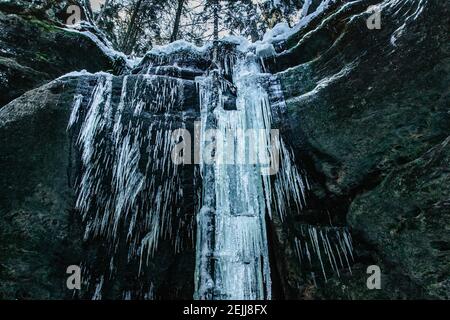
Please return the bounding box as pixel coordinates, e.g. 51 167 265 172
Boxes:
66 37 352 300
194 50 308 300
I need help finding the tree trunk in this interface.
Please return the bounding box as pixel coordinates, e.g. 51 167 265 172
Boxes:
80 0 95 24
121 0 144 54
95 0 112 23
212 0 220 62
248 11 259 42
213 0 219 41
170 0 185 42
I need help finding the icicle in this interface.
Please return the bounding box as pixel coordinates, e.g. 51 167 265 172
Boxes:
92 275 104 300
69 68 190 299
68 94 83 130
293 225 354 281
194 42 317 300
195 54 273 300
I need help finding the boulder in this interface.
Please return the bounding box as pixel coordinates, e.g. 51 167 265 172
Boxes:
0 9 117 107
0 64 201 299
274 0 450 298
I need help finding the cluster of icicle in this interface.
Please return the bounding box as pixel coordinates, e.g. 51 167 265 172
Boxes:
67 39 355 300
294 225 354 284
67 71 192 299
194 49 311 300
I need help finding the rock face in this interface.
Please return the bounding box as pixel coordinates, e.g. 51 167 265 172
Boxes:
0 0 449 300
274 0 450 299
0 4 118 108
349 137 450 298
0 0 79 22
0 78 81 299
0 66 201 299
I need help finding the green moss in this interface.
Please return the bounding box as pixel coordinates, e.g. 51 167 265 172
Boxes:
28 18 59 33
34 52 50 62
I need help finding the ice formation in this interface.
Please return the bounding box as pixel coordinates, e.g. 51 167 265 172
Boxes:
193 47 310 299
66 0 354 300
67 71 191 298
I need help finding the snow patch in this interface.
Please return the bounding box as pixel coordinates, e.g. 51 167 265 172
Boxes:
62 23 141 69
57 70 113 80
149 40 211 56
260 0 334 44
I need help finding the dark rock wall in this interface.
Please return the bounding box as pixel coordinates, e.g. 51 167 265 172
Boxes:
0 70 200 299
0 6 117 108
275 0 450 299
0 0 448 300
0 79 82 299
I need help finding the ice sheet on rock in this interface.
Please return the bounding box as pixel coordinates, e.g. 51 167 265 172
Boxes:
63 23 141 69
195 49 310 301
195 57 273 300
68 71 189 299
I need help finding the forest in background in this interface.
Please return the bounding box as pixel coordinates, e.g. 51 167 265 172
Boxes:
78 0 318 55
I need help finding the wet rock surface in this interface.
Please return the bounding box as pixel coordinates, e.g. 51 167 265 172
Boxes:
0 78 81 299
275 0 450 299
0 7 117 108
0 69 201 299
0 0 449 300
